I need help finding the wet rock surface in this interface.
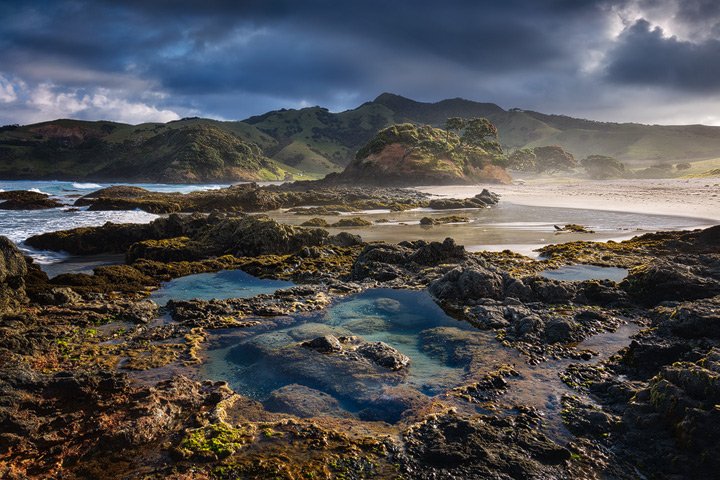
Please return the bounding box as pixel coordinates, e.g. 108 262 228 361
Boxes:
0 190 63 210
0 236 29 314
71 182 499 215
2 220 720 478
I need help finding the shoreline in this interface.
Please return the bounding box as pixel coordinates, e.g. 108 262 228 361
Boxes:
416 177 720 223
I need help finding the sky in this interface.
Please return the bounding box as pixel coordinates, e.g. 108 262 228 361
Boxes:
1 0 719 126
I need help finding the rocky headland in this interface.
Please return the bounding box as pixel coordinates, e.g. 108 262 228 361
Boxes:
326 123 512 186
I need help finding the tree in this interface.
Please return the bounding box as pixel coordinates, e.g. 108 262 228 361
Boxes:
507 148 537 171
444 117 465 145
581 155 626 179
460 118 502 153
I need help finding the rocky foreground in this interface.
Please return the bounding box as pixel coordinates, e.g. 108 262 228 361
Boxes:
0 210 719 479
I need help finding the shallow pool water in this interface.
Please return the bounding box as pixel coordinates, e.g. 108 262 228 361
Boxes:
149 269 295 306
539 264 628 282
199 288 524 422
143 272 640 430
192 287 640 431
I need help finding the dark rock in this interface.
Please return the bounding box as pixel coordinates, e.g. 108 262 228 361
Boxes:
656 296 720 339
0 236 29 315
0 190 62 210
356 342 410 371
561 395 619 437
264 384 352 418
300 217 330 227
622 260 720 305
403 410 570 478
302 335 343 353
544 318 575 343
330 217 372 227
328 231 363 247
514 315 544 337
428 264 505 303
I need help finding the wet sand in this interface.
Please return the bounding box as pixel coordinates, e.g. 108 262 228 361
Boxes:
417 177 720 222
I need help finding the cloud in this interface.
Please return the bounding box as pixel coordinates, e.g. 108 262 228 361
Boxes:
0 0 718 124
29 84 181 123
604 19 720 92
0 77 181 125
0 75 17 103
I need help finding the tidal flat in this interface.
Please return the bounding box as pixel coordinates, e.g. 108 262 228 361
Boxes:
0 180 719 479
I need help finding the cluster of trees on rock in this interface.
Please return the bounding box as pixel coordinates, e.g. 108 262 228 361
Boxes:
443 117 502 154
506 146 578 174
506 145 697 179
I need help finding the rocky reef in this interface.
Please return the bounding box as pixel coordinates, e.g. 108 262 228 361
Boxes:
69 182 476 214
0 190 63 210
2 212 720 478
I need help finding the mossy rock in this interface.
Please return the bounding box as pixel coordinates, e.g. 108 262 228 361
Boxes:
176 422 255 461
331 217 373 227
301 217 330 227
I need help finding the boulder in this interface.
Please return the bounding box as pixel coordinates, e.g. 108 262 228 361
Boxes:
356 342 410 371
263 384 352 418
302 335 343 353
0 190 62 210
429 265 505 303
0 236 29 314
622 261 720 305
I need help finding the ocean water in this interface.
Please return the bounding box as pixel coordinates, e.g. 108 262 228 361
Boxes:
0 180 232 264
0 179 713 267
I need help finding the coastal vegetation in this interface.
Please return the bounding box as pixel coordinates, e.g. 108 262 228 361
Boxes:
3 93 720 182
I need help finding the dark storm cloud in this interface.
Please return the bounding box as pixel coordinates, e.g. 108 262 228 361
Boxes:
0 0 719 124
605 19 720 92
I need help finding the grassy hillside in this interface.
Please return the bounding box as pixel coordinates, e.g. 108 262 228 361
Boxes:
0 121 299 183
3 93 720 182
244 93 720 173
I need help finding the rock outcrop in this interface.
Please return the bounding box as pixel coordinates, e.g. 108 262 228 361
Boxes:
329 123 511 186
0 236 29 315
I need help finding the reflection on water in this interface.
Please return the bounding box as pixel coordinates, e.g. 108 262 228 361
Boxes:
539 265 628 282
197 288 638 431
149 269 295 306
268 202 709 256
39 253 125 278
201 289 500 421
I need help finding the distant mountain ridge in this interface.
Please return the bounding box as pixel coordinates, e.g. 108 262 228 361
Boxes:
2 93 720 182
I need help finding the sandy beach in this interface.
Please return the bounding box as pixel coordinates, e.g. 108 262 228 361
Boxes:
417 177 720 223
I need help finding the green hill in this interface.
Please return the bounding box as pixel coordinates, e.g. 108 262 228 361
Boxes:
243 93 720 173
3 93 720 182
0 120 298 183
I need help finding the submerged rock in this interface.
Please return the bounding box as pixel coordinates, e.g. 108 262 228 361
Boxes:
264 384 352 418
302 335 343 353
356 341 410 371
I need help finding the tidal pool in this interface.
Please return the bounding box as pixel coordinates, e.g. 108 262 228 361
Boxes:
193 287 639 433
143 275 640 435
200 289 521 421
149 269 295 306
539 264 628 282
